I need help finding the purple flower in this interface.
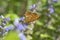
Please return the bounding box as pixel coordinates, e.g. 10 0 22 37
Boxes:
19 17 25 21
52 0 58 3
14 17 25 25
30 4 36 11
4 17 10 21
4 25 14 32
0 26 3 29
23 23 28 29
31 4 36 9
0 15 4 19
48 7 54 13
19 33 26 40
16 23 28 31
14 18 20 26
2 23 6 26
14 17 28 31
5 27 10 32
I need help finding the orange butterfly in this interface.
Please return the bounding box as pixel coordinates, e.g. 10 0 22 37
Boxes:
24 11 40 23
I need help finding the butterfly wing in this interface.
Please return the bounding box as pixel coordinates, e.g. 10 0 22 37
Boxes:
24 11 40 23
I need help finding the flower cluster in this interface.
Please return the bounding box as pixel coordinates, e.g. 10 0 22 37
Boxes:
0 14 34 40
14 17 28 31
0 15 11 37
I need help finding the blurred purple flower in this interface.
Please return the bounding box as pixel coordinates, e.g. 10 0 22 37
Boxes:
48 7 54 13
2 23 6 26
16 23 28 31
0 26 3 29
19 33 26 40
0 15 4 19
16 23 25 31
23 23 28 28
19 17 25 21
52 0 58 3
30 4 36 11
4 17 10 21
14 18 20 26
14 17 28 31
4 25 14 32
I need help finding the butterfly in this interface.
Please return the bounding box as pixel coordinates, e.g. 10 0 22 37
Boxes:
24 11 40 23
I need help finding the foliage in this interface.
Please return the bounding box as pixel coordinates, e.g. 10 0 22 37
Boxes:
0 0 60 40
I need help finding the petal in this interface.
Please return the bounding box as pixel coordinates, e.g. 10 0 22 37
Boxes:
19 33 26 40
16 23 25 31
19 17 25 21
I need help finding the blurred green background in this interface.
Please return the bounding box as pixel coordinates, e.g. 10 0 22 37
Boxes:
0 0 60 40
